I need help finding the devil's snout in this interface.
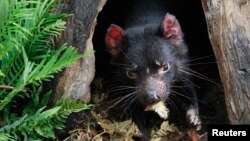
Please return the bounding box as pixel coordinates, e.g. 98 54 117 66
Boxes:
141 77 167 104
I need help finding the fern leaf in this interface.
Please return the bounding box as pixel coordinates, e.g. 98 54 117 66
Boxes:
0 99 91 140
0 133 14 141
0 0 92 140
0 70 4 77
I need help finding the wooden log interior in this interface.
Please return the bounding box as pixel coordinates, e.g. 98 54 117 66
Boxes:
201 0 250 123
52 0 107 103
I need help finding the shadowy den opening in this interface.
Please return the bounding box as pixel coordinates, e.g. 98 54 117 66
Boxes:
93 0 228 135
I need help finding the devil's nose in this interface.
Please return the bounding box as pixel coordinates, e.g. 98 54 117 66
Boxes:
148 93 161 103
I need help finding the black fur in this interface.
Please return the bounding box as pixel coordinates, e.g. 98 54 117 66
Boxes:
103 0 201 140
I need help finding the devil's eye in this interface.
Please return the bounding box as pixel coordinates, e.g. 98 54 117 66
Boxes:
155 60 170 73
162 63 170 72
127 70 137 79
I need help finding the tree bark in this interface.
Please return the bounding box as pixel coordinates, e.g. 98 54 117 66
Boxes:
52 0 107 103
201 0 250 123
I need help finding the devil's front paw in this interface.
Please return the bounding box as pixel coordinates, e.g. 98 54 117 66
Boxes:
186 106 202 131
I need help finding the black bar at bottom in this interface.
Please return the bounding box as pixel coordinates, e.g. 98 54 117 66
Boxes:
207 125 250 140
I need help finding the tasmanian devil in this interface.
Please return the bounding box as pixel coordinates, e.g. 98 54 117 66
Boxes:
103 0 201 140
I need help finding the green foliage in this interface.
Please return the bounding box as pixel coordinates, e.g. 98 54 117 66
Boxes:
0 97 91 140
0 0 92 140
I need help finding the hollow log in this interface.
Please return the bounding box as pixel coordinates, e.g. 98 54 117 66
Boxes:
201 0 250 123
52 0 107 103
53 0 250 125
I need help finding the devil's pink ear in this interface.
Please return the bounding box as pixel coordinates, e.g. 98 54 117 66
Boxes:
105 24 124 57
161 13 183 46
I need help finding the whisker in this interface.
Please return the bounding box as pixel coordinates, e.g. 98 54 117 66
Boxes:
110 61 133 67
188 62 217 66
166 96 178 112
188 55 215 62
184 78 200 89
197 99 210 106
103 92 137 113
186 68 218 84
117 46 135 65
104 92 135 105
121 94 137 108
171 90 197 104
108 86 136 93
170 86 209 106
173 75 200 89
120 95 137 119
180 68 218 86
170 85 187 91
109 85 136 90
108 89 135 95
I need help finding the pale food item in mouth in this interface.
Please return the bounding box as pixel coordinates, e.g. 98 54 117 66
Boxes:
145 101 169 119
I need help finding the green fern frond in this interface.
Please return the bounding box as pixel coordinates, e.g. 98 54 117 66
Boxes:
0 97 91 140
0 0 92 140
0 0 78 99
0 70 4 77
0 44 81 110
0 133 14 141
